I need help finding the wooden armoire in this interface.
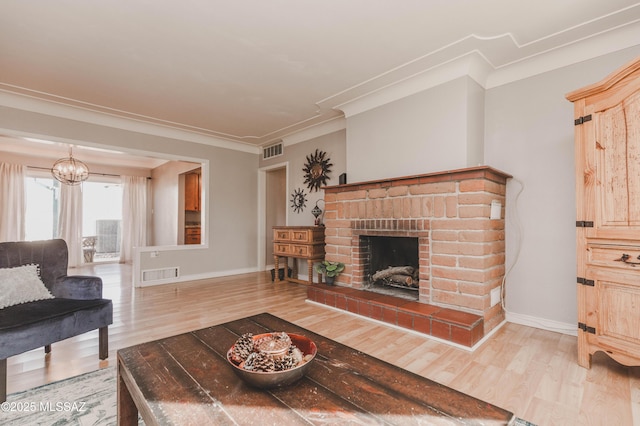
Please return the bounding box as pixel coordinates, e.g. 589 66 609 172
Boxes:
566 57 640 368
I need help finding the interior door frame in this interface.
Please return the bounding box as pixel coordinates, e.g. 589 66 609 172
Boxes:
257 161 289 271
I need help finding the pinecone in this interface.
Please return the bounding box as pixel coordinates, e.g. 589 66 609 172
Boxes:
243 351 275 372
274 354 298 371
230 333 254 364
289 345 304 365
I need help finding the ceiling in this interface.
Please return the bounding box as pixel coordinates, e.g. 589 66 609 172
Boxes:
1 1 640 149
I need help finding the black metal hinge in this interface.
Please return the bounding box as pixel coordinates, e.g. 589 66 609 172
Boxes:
578 322 596 334
574 115 592 126
576 221 594 228
577 277 595 286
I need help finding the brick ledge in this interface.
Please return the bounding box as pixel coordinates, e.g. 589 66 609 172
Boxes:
307 283 484 347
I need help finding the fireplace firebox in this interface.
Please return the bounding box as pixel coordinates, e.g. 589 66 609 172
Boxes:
362 236 419 300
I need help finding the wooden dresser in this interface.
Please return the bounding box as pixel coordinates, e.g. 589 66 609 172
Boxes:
273 226 325 285
566 56 640 368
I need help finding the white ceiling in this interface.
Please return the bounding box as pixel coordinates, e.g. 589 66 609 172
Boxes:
1 1 640 150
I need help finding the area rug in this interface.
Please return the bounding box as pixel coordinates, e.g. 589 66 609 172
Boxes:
0 366 133 426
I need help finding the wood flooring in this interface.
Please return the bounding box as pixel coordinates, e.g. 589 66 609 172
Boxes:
6 263 640 425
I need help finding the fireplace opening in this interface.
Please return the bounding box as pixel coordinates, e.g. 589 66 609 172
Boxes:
363 236 419 301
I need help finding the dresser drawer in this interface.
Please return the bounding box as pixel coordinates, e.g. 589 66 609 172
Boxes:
291 230 312 243
290 244 310 256
274 243 291 255
292 244 324 257
588 244 640 271
274 229 291 242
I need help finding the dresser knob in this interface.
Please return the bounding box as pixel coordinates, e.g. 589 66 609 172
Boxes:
615 253 640 266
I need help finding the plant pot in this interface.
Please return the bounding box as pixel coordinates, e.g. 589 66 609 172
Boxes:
325 276 335 285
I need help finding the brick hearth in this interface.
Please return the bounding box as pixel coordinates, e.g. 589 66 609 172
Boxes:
308 166 511 347
308 283 484 346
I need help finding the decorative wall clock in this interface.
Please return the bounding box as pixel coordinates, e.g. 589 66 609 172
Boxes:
303 149 332 192
290 188 307 213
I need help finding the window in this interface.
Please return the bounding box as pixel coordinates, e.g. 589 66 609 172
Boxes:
25 173 123 263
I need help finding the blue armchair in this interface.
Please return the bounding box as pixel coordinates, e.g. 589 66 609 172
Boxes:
0 239 113 402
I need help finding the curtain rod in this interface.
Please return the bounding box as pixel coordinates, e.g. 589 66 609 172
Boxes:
26 166 151 179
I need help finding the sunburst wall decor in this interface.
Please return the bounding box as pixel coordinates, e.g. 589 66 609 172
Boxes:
303 149 332 192
290 188 307 213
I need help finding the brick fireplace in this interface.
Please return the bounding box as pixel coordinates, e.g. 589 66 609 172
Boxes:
307 166 511 347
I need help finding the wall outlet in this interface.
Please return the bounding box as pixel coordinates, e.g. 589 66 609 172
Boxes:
490 287 501 307
490 200 501 219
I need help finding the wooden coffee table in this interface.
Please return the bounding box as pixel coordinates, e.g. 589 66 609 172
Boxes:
117 313 514 425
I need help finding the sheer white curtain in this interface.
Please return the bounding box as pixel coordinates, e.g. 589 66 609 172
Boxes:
57 183 83 267
120 176 147 264
0 162 26 242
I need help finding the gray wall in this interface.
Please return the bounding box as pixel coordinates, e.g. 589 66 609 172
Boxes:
341 45 640 331
3 45 640 330
260 129 347 226
484 45 640 329
259 129 346 279
0 106 259 280
346 77 484 183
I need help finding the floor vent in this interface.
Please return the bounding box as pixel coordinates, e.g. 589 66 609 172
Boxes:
263 142 283 159
142 267 179 282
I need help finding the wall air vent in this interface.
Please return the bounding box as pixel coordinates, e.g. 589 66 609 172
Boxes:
263 142 283 160
141 267 179 283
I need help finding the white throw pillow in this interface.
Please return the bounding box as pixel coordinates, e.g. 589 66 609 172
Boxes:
0 264 54 309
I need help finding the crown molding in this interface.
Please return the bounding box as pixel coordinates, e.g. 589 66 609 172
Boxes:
486 20 640 89
334 53 493 118
0 89 260 155
326 20 640 118
281 116 346 146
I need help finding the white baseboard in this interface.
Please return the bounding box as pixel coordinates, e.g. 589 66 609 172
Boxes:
135 267 259 287
506 311 577 336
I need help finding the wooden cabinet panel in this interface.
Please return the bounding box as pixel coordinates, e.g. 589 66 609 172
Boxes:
185 172 201 212
185 227 201 245
582 268 640 366
568 56 640 368
588 244 640 271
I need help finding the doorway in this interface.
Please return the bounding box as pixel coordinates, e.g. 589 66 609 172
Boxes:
258 162 288 271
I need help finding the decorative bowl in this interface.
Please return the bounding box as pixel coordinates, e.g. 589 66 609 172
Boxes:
226 332 317 389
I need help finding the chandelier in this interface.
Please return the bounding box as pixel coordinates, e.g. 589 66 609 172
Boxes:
51 147 90 185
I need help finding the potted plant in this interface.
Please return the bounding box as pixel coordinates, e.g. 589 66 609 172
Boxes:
314 260 345 285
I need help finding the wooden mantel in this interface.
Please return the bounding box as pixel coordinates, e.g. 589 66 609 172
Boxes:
323 166 512 193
